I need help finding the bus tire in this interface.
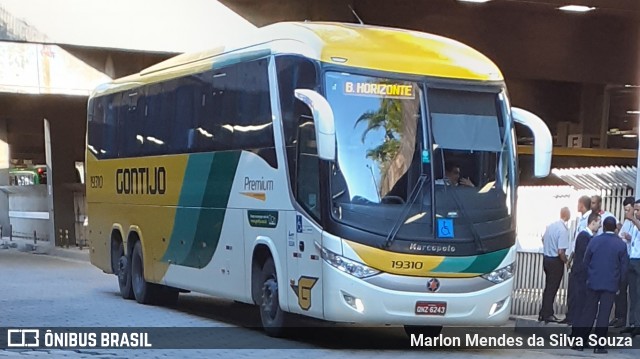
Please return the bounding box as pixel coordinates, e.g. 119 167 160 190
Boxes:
259 257 287 337
403 325 443 338
116 242 134 300
131 240 160 305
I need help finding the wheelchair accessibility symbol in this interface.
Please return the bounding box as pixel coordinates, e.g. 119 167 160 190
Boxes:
296 214 303 233
437 218 454 238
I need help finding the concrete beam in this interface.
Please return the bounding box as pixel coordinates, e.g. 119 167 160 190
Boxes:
0 0 257 53
0 42 111 96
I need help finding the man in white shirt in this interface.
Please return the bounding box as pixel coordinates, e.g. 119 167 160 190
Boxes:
575 195 592 239
568 195 592 260
621 199 640 336
591 195 617 235
611 196 636 328
539 207 571 323
435 163 474 187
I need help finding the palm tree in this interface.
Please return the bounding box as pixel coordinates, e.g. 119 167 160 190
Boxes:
355 97 403 164
354 88 419 197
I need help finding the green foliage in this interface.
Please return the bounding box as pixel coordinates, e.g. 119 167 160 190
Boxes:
355 97 403 164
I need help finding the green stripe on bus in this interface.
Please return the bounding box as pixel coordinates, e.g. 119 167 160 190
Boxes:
162 151 241 268
161 154 213 265
429 255 476 273
460 248 510 274
180 151 240 268
432 248 509 274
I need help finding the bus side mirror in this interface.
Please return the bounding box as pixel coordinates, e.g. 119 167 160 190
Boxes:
294 89 336 161
511 107 552 178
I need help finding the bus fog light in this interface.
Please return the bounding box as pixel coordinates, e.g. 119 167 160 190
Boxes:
481 263 515 284
342 291 365 313
489 297 508 316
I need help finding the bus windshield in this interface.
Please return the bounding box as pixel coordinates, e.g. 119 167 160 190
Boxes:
325 72 513 244
429 88 512 246
325 72 430 238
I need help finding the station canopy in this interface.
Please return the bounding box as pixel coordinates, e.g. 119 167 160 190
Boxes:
0 0 257 53
0 0 257 95
552 166 637 191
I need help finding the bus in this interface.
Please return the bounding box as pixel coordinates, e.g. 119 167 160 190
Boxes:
9 165 47 186
86 21 552 337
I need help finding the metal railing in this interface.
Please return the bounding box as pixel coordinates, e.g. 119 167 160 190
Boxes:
512 251 569 316
511 184 633 316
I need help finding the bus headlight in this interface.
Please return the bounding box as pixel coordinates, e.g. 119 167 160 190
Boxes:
318 245 380 279
482 263 515 284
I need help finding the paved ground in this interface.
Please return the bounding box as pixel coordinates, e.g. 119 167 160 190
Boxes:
0 248 638 358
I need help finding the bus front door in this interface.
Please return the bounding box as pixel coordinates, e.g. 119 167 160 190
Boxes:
285 212 323 319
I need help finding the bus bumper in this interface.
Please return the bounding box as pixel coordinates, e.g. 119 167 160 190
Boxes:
322 262 512 325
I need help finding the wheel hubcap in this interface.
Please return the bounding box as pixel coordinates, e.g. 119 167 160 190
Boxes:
261 278 278 321
117 256 127 281
132 254 142 290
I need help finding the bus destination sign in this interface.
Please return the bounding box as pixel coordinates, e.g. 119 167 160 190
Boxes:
344 81 414 99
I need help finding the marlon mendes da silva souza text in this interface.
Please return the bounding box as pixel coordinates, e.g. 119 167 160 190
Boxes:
410 333 634 348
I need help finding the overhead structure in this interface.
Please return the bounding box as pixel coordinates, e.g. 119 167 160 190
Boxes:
0 0 257 53
552 166 637 190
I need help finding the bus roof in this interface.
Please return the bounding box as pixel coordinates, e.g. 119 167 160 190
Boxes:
91 22 503 97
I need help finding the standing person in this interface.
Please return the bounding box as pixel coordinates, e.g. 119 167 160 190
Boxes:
575 195 593 238
610 196 635 328
539 207 571 323
565 211 601 325
591 195 616 235
566 196 593 277
572 217 629 353
621 199 640 336
439 163 474 187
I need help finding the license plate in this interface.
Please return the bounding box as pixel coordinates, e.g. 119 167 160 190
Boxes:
415 301 447 315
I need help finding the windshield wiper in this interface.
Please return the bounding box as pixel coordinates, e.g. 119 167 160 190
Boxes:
382 173 429 249
447 184 486 252
434 147 486 252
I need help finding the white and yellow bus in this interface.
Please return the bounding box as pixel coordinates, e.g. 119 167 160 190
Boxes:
86 22 552 337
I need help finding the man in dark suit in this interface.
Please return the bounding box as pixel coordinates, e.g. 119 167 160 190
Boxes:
566 211 601 325
572 217 629 353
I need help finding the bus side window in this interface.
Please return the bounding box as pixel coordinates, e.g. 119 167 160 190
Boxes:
118 90 143 157
87 95 117 159
142 83 173 155
275 55 318 191
174 78 198 152
296 115 320 220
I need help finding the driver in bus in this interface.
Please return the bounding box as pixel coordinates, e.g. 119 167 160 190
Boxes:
436 163 475 187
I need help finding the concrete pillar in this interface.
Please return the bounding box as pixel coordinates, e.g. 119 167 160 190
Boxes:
45 115 85 247
637 124 640 198
0 118 10 234
599 86 611 149
577 84 605 148
44 118 55 248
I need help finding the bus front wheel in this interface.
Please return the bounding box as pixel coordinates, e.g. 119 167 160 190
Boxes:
259 258 287 337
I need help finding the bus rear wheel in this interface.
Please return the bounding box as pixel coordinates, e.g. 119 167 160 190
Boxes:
130 241 179 306
259 258 287 337
404 325 443 338
116 242 134 300
131 241 154 304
